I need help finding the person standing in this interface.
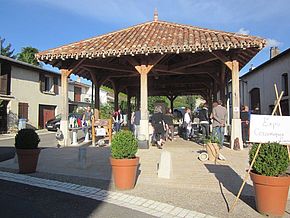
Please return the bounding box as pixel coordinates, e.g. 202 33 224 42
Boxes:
82 106 93 138
198 103 210 139
131 108 141 138
151 105 166 149
113 108 123 132
183 107 192 140
164 108 175 140
241 105 250 147
211 100 227 147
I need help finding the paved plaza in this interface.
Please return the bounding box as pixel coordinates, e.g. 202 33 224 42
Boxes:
0 138 289 217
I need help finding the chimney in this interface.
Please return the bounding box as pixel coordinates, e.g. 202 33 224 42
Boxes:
154 8 158 21
76 76 81 83
270 47 280 59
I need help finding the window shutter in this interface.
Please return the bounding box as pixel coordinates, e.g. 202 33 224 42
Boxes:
39 74 45 92
53 76 59 94
18 103 29 120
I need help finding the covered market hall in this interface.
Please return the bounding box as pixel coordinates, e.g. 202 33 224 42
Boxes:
36 12 265 148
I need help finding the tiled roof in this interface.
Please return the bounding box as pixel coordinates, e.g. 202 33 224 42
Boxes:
37 20 265 61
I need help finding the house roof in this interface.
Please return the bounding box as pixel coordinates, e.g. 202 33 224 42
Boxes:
241 47 290 78
36 20 265 62
0 55 60 76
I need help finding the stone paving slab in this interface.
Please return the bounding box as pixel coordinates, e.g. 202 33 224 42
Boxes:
0 171 214 218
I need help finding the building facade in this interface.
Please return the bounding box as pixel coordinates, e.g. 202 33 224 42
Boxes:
68 78 112 113
0 55 112 133
0 55 62 132
240 47 290 115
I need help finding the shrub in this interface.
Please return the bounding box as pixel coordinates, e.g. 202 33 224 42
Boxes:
15 129 40 149
204 135 220 145
249 142 289 177
111 130 138 159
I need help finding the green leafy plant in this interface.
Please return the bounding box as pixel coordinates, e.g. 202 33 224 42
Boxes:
15 129 40 149
249 142 289 177
111 130 138 159
204 135 221 145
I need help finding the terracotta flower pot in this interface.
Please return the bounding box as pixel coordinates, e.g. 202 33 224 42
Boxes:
16 148 41 174
110 157 139 190
250 171 290 217
206 143 219 161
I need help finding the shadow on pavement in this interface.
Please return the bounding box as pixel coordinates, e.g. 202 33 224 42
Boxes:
204 164 256 212
0 147 15 162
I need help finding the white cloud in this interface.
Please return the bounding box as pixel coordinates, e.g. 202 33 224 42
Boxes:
237 28 250 35
266 38 282 48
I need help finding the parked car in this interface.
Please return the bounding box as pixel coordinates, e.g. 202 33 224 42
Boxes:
45 113 82 131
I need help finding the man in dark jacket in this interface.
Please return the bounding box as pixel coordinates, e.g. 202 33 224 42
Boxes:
198 103 209 139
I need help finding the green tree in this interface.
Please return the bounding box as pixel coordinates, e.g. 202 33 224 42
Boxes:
174 95 197 110
148 96 169 113
17 46 40 66
0 37 16 58
100 103 114 119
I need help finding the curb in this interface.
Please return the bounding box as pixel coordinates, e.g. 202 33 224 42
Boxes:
0 131 55 141
0 171 215 218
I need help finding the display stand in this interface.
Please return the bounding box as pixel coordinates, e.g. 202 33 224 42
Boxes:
92 116 112 146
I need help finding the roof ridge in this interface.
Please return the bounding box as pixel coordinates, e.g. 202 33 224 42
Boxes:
38 21 155 54
155 20 263 40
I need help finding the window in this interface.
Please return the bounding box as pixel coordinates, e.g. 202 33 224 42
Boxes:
40 74 59 94
44 76 52 92
18 102 29 119
250 88 260 114
282 73 288 96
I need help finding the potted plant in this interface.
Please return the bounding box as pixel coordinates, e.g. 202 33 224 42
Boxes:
204 136 220 161
15 128 41 173
249 142 290 217
110 130 139 190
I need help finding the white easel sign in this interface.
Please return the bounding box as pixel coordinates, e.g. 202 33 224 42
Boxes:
250 114 290 144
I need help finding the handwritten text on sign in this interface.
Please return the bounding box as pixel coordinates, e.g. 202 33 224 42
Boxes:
249 115 290 144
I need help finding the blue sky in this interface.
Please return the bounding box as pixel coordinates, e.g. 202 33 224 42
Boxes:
1 0 290 81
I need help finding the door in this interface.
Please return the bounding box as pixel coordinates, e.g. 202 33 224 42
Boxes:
0 100 8 133
39 105 56 129
74 86 81 102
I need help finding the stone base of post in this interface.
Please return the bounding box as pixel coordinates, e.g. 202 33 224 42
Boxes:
71 129 78 146
230 118 243 150
139 119 149 141
60 120 71 147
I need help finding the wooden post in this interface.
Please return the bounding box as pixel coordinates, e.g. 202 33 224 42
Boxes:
230 60 243 149
213 79 217 101
274 84 282 115
135 64 153 140
127 91 132 127
94 84 100 119
114 87 119 111
167 95 177 112
60 69 72 146
220 64 226 104
91 115 96 146
108 118 112 144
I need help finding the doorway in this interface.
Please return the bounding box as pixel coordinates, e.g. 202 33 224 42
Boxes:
0 100 8 133
39 105 56 129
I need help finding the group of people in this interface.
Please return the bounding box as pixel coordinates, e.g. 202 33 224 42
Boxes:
82 100 251 148
183 100 228 148
150 106 175 149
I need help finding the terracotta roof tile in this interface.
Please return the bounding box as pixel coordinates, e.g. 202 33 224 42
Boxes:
36 20 266 61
